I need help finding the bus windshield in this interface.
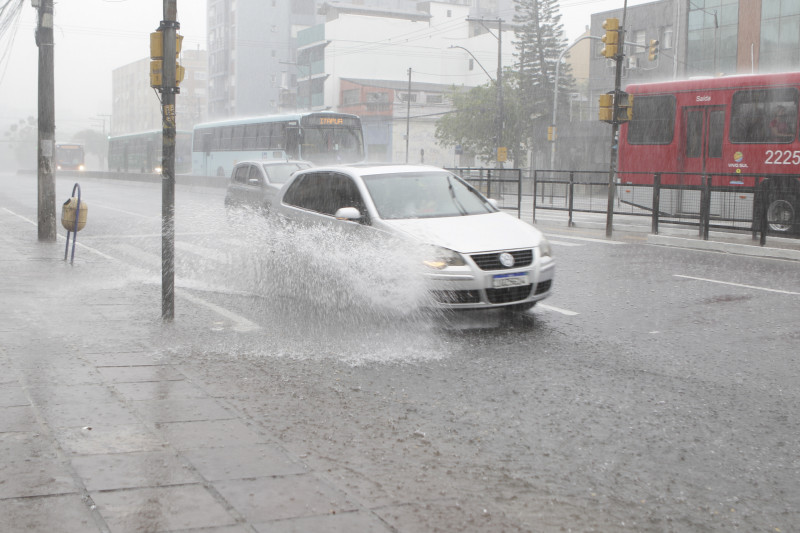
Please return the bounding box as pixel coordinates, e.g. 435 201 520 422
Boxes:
299 125 364 164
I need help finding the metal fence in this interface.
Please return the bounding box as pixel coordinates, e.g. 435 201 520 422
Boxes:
532 169 800 243
447 167 799 243
447 168 524 218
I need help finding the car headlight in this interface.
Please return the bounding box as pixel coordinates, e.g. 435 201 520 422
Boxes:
422 246 465 269
539 236 552 258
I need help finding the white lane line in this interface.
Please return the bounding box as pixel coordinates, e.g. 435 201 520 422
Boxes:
674 275 800 296
177 290 261 332
538 303 579 316
3 207 120 261
544 233 627 245
548 240 583 247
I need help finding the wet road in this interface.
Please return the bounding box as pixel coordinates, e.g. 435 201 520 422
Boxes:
3 173 799 531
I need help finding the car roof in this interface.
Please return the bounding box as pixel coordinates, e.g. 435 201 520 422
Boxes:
235 159 312 166
294 163 450 177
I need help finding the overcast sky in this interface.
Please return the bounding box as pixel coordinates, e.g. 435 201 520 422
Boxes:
0 0 637 137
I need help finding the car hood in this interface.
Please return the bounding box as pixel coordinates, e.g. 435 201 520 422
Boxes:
380 212 543 254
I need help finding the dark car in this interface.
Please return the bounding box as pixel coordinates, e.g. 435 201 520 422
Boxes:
224 160 312 214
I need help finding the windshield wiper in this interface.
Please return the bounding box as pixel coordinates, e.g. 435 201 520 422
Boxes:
446 175 468 215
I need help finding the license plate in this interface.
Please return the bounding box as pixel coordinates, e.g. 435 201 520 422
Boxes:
492 272 529 288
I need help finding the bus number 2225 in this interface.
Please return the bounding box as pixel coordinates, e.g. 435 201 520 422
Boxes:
765 150 800 165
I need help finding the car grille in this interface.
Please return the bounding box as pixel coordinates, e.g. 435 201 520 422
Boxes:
431 289 481 304
486 284 533 304
534 279 552 295
470 249 533 271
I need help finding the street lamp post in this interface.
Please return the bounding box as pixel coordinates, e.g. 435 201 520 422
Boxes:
449 37 503 167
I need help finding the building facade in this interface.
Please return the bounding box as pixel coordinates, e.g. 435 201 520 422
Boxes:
111 49 207 136
297 1 515 165
556 0 800 172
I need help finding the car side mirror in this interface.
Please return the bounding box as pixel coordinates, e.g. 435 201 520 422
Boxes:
334 207 362 222
248 178 261 186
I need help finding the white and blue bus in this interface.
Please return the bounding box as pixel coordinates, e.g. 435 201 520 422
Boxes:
191 111 365 177
108 130 193 174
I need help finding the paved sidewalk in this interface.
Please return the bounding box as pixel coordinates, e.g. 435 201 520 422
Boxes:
0 211 386 532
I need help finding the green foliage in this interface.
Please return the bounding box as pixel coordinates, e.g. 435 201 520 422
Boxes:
3 116 37 169
435 0 575 168
71 129 108 162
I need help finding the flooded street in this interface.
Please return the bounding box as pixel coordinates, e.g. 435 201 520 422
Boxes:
2 173 799 531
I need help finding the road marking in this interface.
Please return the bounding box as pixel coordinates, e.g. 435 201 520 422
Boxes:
547 240 583 247
674 275 800 296
538 303 579 316
544 233 627 245
177 290 261 332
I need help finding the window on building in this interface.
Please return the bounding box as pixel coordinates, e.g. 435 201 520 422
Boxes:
398 92 417 103
663 26 674 49
426 94 443 105
342 89 360 105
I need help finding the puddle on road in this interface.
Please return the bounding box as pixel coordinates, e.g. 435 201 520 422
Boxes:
159 209 544 364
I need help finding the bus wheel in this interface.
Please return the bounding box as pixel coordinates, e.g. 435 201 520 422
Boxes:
766 188 797 234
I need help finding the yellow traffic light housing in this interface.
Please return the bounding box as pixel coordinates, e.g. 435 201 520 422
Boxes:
547 126 556 141
601 18 619 58
599 93 614 123
149 30 184 89
648 39 659 61
616 92 633 123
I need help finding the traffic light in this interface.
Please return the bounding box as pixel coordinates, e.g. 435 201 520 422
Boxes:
599 93 614 123
617 92 633 123
648 39 659 61
149 30 185 88
601 18 619 58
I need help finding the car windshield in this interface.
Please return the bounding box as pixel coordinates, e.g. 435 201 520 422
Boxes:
262 162 311 184
362 171 497 219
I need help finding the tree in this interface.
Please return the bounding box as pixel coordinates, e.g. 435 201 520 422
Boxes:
71 129 108 169
513 0 574 167
3 116 37 169
435 73 529 167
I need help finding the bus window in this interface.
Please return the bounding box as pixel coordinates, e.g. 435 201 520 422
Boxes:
627 95 675 145
709 110 725 158
243 123 258 150
220 127 233 150
231 125 245 151
730 87 798 143
686 109 703 159
257 123 272 150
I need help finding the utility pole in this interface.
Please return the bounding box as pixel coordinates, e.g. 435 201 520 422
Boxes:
495 18 503 169
35 0 56 242
157 0 179 321
405 67 411 163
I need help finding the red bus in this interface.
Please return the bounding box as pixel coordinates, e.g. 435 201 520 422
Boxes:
618 72 800 233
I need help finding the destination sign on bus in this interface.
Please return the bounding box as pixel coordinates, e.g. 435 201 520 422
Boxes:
301 114 360 128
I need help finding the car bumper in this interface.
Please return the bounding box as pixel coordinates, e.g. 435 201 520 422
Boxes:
423 257 555 309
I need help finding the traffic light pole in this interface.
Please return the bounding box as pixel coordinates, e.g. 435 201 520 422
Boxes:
161 0 178 321
605 28 624 238
605 1 628 238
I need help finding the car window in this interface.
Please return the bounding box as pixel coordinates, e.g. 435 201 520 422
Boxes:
262 162 312 185
283 171 366 217
363 171 496 219
233 165 249 184
247 165 262 185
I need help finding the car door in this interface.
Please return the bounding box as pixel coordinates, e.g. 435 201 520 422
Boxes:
225 164 251 209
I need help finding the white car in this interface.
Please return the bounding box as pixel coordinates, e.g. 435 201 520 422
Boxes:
272 164 554 311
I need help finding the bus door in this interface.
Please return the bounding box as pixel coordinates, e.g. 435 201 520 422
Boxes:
680 106 726 178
